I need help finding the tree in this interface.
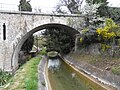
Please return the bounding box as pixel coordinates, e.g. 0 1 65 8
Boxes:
85 0 109 16
54 0 83 14
18 0 32 12
85 0 108 5
86 0 120 23
42 27 76 54
21 35 34 53
103 7 120 23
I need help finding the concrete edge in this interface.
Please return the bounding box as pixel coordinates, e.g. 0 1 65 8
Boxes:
38 56 52 90
38 56 47 90
63 57 118 90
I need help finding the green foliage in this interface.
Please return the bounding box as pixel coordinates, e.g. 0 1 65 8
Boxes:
24 57 40 90
96 18 119 41
79 28 99 45
79 18 120 54
101 44 111 52
0 69 12 86
39 47 47 55
18 0 32 11
99 6 120 23
108 7 120 23
111 66 120 75
21 35 34 53
96 28 116 39
80 38 83 43
42 27 75 54
85 0 108 4
86 0 109 17
4 56 41 90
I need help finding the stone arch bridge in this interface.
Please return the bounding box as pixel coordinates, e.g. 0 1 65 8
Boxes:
0 10 85 72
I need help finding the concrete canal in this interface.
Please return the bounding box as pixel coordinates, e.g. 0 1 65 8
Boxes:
46 58 112 90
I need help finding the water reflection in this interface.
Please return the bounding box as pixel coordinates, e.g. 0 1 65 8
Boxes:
47 58 107 90
48 58 61 71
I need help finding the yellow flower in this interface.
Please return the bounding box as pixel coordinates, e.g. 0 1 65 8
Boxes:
80 38 83 43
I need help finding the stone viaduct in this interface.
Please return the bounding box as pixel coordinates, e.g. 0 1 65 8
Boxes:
0 10 85 72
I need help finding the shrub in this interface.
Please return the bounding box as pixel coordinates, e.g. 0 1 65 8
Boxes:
101 44 111 52
96 18 119 41
40 47 47 55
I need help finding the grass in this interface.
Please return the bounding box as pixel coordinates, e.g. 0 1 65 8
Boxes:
0 70 12 86
111 66 120 75
3 55 41 90
39 47 47 55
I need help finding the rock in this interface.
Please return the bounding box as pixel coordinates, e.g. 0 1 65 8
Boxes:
47 51 58 59
105 67 111 71
71 73 76 78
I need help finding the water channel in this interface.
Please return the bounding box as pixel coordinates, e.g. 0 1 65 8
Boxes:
47 58 109 90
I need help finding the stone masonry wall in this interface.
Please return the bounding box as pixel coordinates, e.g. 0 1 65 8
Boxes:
0 11 85 71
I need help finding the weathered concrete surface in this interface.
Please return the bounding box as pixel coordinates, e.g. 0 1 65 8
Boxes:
38 56 47 90
0 11 84 71
64 55 120 90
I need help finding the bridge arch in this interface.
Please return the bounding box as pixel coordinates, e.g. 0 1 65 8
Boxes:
11 23 79 71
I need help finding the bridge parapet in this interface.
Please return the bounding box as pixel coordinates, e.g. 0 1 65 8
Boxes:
0 11 85 71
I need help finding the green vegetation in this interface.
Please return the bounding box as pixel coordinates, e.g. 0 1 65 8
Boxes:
96 18 118 40
34 37 46 49
80 18 119 43
86 0 108 16
39 47 47 55
4 55 41 90
79 18 120 53
111 66 120 75
101 44 111 52
18 0 32 11
42 27 76 54
0 70 12 86
21 35 34 53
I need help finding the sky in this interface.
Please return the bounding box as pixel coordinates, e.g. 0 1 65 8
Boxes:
0 0 120 13
0 0 59 13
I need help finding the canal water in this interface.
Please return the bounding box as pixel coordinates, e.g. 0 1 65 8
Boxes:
47 58 107 90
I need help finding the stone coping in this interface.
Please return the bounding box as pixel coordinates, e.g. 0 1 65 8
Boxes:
0 10 84 17
38 56 47 90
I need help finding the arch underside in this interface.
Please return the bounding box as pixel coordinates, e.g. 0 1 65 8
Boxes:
12 23 79 71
